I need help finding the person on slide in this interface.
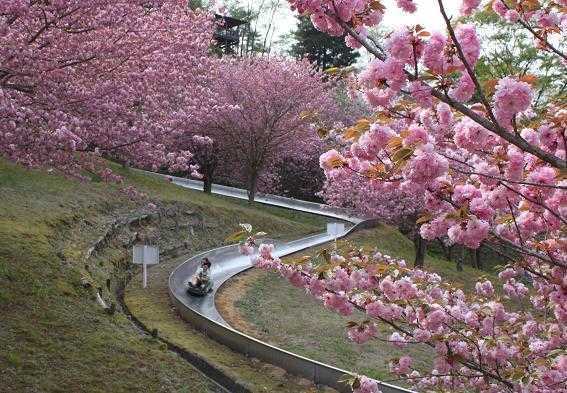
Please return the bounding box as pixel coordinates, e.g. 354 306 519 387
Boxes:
190 258 212 290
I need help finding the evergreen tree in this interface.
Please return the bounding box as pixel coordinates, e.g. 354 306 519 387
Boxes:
289 16 359 70
471 11 565 109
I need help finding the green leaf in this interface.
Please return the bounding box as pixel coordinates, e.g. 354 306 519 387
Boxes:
225 229 246 243
325 67 340 74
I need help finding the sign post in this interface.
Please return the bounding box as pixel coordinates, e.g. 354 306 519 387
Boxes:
326 222 346 248
133 245 160 288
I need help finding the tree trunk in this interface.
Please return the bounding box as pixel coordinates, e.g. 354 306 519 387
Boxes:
473 246 483 270
456 247 465 272
437 239 452 261
203 176 212 194
414 231 426 267
247 172 258 203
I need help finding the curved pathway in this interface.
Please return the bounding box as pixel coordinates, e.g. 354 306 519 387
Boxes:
162 174 414 393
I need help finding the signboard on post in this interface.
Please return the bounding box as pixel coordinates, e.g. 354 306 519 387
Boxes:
327 222 346 248
132 245 160 288
326 222 345 237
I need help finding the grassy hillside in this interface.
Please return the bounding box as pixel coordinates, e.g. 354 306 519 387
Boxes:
0 159 330 393
219 224 495 383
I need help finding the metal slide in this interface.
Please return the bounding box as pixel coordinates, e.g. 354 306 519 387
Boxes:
156 173 415 393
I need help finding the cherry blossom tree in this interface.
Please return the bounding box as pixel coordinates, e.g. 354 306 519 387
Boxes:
201 56 336 202
264 77 371 202
0 0 223 179
321 170 427 264
174 134 225 193
240 0 567 392
259 131 327 200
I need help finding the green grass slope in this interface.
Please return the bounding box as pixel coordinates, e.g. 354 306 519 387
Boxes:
225 225 495 383
0 159 328 393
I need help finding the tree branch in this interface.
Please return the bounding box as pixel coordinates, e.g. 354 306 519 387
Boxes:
335 18 566 169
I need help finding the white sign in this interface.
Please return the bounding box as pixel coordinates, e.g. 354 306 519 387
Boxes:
133 245 160 288
327 222 345 236
133 245 160 265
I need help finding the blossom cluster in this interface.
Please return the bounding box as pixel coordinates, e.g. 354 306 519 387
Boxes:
187 56 335 199
279 1 566 392
311 0 565 298
247 240 567 393
312 3 564 266
0 1 224 178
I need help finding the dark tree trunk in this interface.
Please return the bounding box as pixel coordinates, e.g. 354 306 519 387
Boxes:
456 247 465 271
203 176 212 194
414 231 426 267
247 172 258 203
437 239 453 261
473 246 483 270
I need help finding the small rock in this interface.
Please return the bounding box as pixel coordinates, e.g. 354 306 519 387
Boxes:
264 364 286 379
297 378 313 387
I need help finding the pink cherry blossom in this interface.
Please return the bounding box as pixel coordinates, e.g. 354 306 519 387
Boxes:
348 322 378 344
353 376 381 393
449 73 475 102
248 0 567 391
396 0 417 13
324 293 354 316
452 184 482 204
475 280 495 297
391 355 413 374
493 77 533 127
422 32 448 73
505 10 521 23
455 24 481 67
320 149 346 171
460 0 481 16
404 144 448 185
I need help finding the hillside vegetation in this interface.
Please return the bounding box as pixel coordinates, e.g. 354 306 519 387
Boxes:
0 160 329 393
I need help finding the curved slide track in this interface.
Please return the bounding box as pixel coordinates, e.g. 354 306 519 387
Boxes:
157 174 415 393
